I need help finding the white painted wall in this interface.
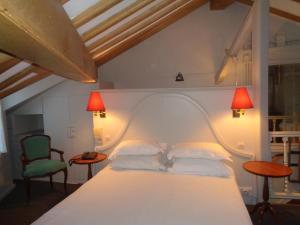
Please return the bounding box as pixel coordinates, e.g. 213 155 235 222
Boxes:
269 14 300 44
7 80 259 203
2 1 300 201
99 3 250 88
99 3 300 89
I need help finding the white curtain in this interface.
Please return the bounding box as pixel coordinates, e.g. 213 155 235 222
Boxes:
0 101 7 153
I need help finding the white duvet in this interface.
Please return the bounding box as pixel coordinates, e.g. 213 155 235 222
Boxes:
32 167 253 225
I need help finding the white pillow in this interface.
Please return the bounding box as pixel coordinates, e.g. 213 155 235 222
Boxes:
168 158 232 177
111 155 166 171
109 140 166 160
167 142 232 161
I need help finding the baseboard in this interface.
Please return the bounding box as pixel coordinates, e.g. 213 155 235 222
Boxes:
241 194 257 205
0 183 15 201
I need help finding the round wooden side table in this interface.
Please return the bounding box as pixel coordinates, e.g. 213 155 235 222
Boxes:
69 153 107 180
243 161 292 225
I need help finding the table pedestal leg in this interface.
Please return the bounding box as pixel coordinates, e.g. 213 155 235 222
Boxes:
251 176 284 225
88 164 92 180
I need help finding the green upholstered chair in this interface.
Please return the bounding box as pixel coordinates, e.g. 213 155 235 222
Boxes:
21 134 68 201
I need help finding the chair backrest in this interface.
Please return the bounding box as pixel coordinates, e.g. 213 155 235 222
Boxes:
21 135 51 161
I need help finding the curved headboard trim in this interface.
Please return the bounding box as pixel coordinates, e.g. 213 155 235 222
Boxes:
95 92 254 159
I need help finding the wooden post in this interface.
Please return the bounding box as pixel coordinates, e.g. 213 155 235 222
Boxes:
282 136 289 192
272 119 276 142
252 0 270 201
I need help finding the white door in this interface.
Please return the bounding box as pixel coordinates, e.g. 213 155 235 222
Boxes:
43 96 72 182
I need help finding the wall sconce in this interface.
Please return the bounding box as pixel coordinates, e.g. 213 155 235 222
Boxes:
175 72 184 82
231 87 253 118
87 91 106 145
86 91 106 118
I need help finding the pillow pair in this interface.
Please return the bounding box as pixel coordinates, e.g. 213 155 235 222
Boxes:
167 142 233 177
109 140 167 171
109 140 233 177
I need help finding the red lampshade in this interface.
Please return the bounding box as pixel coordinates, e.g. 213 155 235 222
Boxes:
86 91 105 112
231 87 253 109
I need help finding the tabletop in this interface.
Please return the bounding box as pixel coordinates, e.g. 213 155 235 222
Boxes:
243 161 292 178
70 153 107 165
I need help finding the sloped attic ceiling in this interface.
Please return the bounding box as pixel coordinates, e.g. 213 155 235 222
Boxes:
0 0 300 99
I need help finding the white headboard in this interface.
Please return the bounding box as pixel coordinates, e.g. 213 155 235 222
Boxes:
95 92 254 160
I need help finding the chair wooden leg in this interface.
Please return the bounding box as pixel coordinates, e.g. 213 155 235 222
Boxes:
25 177 31 202
63 168 68 194
298 139 300 181
50 175 54 190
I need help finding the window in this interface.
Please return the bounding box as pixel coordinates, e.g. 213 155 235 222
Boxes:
0 101 7 153
269 64 300 131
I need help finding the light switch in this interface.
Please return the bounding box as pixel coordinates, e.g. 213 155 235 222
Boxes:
237 142 245 150
68 127 76 139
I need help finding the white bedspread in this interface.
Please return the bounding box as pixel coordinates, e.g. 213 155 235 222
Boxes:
32 167 253 225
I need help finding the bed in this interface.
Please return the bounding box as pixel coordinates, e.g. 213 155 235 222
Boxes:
32 166 252 225
32 92 254 225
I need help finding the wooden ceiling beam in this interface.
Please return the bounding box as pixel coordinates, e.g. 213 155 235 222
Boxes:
0 71 50 99
60 0 69 4
73 0 122 28
0 65 46 90
236 0 253 6
0 0 97 82
82 0 155 42
92 0 194 60
88 0 175 52
0 57 21 74
270 7 300 23
0 52 12 64
238 0 300 23
210 0 235 10
94 0 208 65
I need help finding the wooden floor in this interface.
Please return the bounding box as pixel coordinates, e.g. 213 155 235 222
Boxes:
1 180 300 225
247 204 300 225
0 180 81 225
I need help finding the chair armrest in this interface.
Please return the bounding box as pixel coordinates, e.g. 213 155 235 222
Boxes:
20 155 29 171
50 148 65 162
